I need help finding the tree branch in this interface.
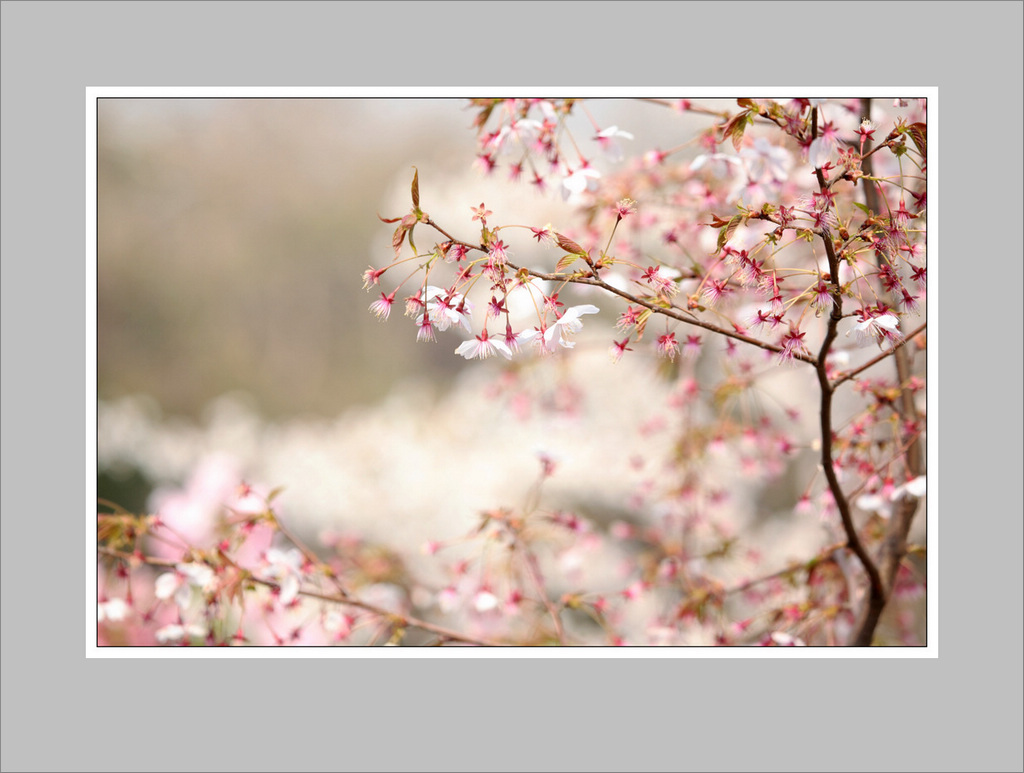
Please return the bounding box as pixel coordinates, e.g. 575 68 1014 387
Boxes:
831 323 925 388
845 97 926 646
98 546 502 647
422 216 818 365
811 107 887 644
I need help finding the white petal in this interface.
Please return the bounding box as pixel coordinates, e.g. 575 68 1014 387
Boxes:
154 572 180 601
892 476 927 501
174 584 195 611
770 631 806 646
473 590 498 612
155 624 185 644
492 340 513 359
905 476 927 497
856 493 886 513
874 314 900 331
280 548 303 570
455 340 479 359
98 598 129 623
181 563 214 589
280 575 300 606
563 304 600 319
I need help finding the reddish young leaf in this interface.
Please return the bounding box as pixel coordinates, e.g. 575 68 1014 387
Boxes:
555 232 586 255
906 122 926 161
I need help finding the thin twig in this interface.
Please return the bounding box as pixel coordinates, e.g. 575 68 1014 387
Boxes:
515 536 567 645
719 541 847 598
831 323 925 388
98 546 502 647
269 510 352 600
422 216 818 365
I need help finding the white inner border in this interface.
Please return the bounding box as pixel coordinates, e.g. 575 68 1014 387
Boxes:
86 87 938 658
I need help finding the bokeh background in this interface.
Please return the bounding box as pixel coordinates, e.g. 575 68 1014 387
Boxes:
98 98 700 420
97 98 923 644
97 97 715 534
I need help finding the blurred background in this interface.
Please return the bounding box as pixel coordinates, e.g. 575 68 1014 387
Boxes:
97 98 714 538
99 99 478 420
98 98 701 420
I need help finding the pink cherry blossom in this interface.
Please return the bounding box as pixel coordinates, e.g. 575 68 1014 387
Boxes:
656 332 679 360
369 291 396 321
609 337 632 363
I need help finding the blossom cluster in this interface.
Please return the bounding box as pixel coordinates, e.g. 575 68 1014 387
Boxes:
99 97 927 647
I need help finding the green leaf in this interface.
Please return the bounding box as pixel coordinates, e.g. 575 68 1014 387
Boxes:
556 252 579 272
716 214 743 251
634 308 652 341
720 110 752 151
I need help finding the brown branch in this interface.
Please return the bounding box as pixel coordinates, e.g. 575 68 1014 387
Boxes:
421 216 818 365
268 509 352 601
831 323 926 388
98 546 502 647
811 107 887 644
845 97 926 646
719 541 847 598
514 535 567 645
524 264 821 365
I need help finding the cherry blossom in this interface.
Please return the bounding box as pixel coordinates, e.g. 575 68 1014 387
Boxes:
155 562 217 612
848 310 901 348
739 136 792 184
102 97 928 650
768 631 807 646
808 120 840 168
454 329 513 360
369 291 396 321
656 332 680 360
544 304 600 349
97 597 130 623
155 622 208 645
690 152 742 180
777 326 810 363
361 265 386 289
261 547 304 606
424 286 473 332
561 164 601 201
640 265 680 297
594 125 634 162
415 315 436 343
609 337 632 363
